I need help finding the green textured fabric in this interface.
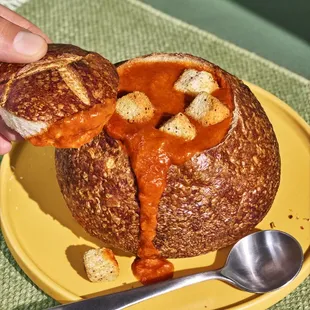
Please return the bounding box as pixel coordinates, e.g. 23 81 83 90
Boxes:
0 0 309 309
142 0 310 78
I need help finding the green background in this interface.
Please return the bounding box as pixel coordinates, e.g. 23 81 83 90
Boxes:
143 0 310 78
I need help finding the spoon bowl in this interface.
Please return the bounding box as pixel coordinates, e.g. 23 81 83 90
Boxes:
51 230 304 310
221 230 304 293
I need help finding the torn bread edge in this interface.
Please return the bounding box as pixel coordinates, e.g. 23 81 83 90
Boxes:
0 107 47 138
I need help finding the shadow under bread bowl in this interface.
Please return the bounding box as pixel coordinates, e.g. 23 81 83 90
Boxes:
55 53 281 285
0 44 118 148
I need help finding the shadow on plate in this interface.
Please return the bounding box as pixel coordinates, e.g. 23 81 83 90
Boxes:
65 245 94 281
81 228 261 302
9 142 131 258
9 142 262 307
174 227 261 280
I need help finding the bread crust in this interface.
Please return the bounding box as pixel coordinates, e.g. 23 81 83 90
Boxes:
55 53 280 258
0 44 118 123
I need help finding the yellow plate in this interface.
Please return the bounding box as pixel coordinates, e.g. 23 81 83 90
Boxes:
0 82 309 310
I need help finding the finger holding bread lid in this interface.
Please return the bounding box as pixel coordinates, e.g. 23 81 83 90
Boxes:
0 6 119 153
0 4 50 154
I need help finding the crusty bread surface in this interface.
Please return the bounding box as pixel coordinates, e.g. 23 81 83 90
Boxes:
0 44 118 145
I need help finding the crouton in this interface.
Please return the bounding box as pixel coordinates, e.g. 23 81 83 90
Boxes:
83 247 119 282
174 69 219 95
185 92 230 126
159 112 196 141
116 91 155 123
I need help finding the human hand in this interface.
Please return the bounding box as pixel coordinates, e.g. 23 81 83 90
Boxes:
0 4 50 155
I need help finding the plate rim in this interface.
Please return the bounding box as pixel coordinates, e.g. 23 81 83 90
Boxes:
1 81 309 309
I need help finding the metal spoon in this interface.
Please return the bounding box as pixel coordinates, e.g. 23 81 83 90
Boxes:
51 230 303 310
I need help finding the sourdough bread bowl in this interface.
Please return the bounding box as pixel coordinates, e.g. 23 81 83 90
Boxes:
55 53 281 259
0 44 118 148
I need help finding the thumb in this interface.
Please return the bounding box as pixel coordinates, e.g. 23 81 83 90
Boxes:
0 16 47 63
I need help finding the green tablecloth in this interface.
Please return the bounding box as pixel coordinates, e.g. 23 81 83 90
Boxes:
0 0 309 309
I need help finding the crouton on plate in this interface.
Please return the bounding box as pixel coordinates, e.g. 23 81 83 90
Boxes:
83 248 119 282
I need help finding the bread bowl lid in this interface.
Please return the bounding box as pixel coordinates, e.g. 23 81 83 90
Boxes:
0 44 119 123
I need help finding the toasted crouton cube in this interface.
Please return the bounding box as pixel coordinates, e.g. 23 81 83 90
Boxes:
174 69 219 95
116 91 155 123
159 112 196 141
83 248 119 282
185 92 230 126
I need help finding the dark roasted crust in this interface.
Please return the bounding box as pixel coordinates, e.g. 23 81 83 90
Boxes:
0 44 118 123
56 133 140 251
42 44 88 58
55 53 280 258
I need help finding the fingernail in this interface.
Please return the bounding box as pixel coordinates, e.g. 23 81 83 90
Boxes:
13 31 46 56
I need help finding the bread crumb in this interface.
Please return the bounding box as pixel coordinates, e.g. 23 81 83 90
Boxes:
83 248 119 282
270 222 276 229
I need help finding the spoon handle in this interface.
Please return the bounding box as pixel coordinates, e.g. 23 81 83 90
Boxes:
51 270 224 310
